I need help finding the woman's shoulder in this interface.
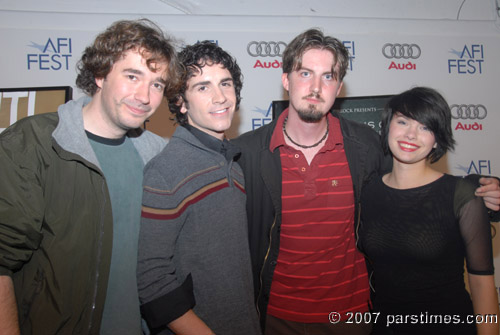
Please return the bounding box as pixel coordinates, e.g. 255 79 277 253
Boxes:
449 175 480 216
445 174 476 194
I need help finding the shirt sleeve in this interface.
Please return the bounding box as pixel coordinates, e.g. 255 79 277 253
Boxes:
454 178 494 275
0 130 44 277
136 160 195 329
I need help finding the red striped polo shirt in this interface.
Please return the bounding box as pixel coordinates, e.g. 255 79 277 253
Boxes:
267 109 370 323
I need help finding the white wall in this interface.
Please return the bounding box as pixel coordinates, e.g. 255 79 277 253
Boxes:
0 0 498 20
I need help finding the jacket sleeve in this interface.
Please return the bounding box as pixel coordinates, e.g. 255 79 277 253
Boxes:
0 130 44 277
137 160 195 329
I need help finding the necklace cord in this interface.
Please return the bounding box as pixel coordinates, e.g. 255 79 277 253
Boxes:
282 116 329 149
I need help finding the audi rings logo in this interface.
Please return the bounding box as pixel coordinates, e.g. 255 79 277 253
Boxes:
450 104 487 120
382 43 421 59
247 41 287 57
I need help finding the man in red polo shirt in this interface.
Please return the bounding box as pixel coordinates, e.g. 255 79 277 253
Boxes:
234 28 500 335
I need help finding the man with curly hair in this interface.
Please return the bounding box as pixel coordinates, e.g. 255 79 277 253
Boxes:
136 41 261 335
0 19 181 334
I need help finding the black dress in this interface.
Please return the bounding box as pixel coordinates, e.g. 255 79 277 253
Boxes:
359 174 494 334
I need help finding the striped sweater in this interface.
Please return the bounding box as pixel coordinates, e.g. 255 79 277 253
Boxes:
137 126 261 335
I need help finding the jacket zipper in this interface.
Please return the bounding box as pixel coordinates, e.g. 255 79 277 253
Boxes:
256 215 277 319
354 202 362 250
88 179 107 333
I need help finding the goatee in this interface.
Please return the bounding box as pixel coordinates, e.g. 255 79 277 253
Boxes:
297 105 324 123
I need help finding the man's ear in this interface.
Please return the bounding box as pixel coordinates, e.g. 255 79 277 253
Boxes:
180 98 188 115
95 78 104 90
281 73 289 91
336 81 344 96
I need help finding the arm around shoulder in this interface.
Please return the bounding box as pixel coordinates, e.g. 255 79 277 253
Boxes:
464 174 500 216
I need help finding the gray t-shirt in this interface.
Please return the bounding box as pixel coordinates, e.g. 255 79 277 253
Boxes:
88 132 144 335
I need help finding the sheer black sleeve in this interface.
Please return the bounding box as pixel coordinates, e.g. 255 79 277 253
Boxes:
464 174 500 222
454 178 494 275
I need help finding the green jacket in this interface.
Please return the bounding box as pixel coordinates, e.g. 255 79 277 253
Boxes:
0 97 165 334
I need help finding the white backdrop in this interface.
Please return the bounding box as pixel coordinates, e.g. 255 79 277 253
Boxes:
1 10 500 303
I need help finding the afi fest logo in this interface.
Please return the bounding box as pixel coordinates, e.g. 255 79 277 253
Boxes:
251 102 273 130
451 104 487 131
448 44 484 74
197 39 218 45
456 160 492 176
27 37 72 71
343 40 356 71
382 43 421 71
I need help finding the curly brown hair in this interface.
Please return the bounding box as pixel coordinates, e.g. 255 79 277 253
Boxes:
168 41 243 126
76 19 182 101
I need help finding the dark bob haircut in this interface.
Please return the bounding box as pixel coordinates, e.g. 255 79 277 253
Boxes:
169 41 243 126
381 86 456 163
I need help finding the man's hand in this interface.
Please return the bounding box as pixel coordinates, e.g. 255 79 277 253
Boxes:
168 310 215 335
0 275 20 335
475 177 500 211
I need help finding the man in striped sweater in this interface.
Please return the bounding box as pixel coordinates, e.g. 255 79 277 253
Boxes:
136 41 261 335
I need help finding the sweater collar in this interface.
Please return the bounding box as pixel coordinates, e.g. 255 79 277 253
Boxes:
182 124 240 162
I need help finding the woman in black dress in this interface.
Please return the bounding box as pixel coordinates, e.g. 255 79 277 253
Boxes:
359 87 499 334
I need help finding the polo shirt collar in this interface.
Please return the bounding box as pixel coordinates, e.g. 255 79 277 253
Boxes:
269 108 344 153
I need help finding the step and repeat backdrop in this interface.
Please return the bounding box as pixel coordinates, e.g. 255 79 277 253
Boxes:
1 12 499 299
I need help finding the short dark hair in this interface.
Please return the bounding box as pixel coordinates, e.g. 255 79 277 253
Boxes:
282 28 350 81
381 86 456 163
169 41 243 126
76 19 182 100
